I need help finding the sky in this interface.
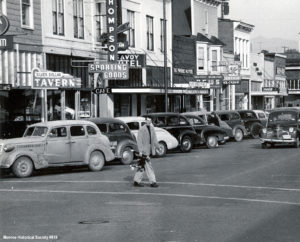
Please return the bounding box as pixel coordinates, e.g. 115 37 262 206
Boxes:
228 0 300 41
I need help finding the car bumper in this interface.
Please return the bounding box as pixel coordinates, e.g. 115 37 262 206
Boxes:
260 138 296 143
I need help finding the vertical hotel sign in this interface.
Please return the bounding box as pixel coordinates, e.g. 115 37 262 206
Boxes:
106 0 118 62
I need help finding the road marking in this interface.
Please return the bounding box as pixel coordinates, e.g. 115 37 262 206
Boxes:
0 188 300 206
2 180 300 192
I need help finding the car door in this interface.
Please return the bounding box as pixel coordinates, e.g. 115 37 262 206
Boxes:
218 113 233 128
44 126 71 164
187 117 205 136
70 125 89 162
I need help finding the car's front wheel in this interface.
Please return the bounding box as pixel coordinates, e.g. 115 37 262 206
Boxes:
234 128 244 142
88 151 105 171
180 136 193 153
120 146 134 165
12 156 34 178
156 142 167 157
206 136 218 149
250 123 263 139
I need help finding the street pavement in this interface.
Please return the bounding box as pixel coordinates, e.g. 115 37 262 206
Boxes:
1 139 300 242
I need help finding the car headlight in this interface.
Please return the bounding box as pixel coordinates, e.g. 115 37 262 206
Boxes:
3 145 15 152
289 127 295 133
262 128 267 134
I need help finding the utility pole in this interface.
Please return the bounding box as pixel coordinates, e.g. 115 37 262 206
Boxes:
163 0 168 112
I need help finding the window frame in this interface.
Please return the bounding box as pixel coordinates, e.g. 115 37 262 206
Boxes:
127 10 135 47
73 0 85 39
95 1 106 42
20 0 34 29
146 15 154 51
70 125 86 137
160 18 165 53
86 125 98 136
196 43 208 74
52 0 65 36
48 126 68 138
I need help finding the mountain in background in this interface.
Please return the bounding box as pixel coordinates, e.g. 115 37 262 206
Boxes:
251 36 298 53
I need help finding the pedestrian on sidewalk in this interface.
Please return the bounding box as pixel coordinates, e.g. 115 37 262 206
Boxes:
133 118 161 188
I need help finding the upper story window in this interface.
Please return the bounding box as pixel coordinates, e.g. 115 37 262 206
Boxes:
146 15 154 51
160 18 166 53
21 0 34 28
127 10 135 47
73 0 84 39
196 44 208 74
211 49 218 72
0 0 7 15
95 1 106 42
52 0 64 35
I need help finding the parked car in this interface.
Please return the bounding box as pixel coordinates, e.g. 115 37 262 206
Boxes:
212 111 247 142
0 120 115 178
88 118 138 165
182 111 233 139
182 114 229 148
116 116 178 157
260 108 300 148
237 110 264 138
143 113 198 152
253 110 268 127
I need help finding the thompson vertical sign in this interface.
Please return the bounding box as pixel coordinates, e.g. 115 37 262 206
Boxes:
106 0 118 62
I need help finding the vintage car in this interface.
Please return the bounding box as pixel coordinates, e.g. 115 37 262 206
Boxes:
182 111 233 140
253 110 269 126
143 113 198 152
260 108 300 148
88 118 138 164
237 110 264 138
213 110 247 142
0 120 115 178
182 114 229 148
116 116 178 157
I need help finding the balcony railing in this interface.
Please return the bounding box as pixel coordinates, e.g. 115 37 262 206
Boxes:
288 80 300 90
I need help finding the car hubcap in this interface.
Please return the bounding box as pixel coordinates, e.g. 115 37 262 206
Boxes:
91 155 101 167
123 149 132 162
208 137 216 147
236 131 242 140
157 144 165 155
19 161 29 174
183 140 191 149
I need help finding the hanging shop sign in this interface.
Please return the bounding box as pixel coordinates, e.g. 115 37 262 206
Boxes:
173 67 194 75
193 75 223 89
0 35 13 50
93 87 112 94
31 69 81 89
88 62 129 80
106 0 118 62
262 87 279 92
0 15 10 36
223 61 241 84
118 54 146 68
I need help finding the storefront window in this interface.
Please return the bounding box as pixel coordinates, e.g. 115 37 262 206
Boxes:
79 91 91 118
203 96 211 111
65 90 76 120
47 90 61 121
114 94 131 117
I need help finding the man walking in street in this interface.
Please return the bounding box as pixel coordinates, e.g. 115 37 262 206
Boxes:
133 118 161 188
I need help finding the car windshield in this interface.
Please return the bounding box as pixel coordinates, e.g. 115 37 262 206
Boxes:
268 111 297 123
24 126 48 137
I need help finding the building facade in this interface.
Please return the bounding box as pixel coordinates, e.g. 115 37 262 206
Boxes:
0 0 45 134
218 19 254 110
251 52 287 110
172 0 226 112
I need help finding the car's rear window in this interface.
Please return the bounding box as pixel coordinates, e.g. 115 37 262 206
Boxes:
127 122 140 130
108 123 126 133
258 113 266 119
70 126 85 136
240 112 256 119
97 124 107 133
231 113 241 120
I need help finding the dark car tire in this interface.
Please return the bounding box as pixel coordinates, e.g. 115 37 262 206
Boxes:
120 146 134 165
180 135 193 153
206 136 218 149
261 143 268 149
250 123 263 139
12 156 34 178
294 138 299 148
156 141 167 157
234 128 244 142
88 151 105 171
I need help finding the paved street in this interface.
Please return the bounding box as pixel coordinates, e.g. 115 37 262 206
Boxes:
1 139 300 242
